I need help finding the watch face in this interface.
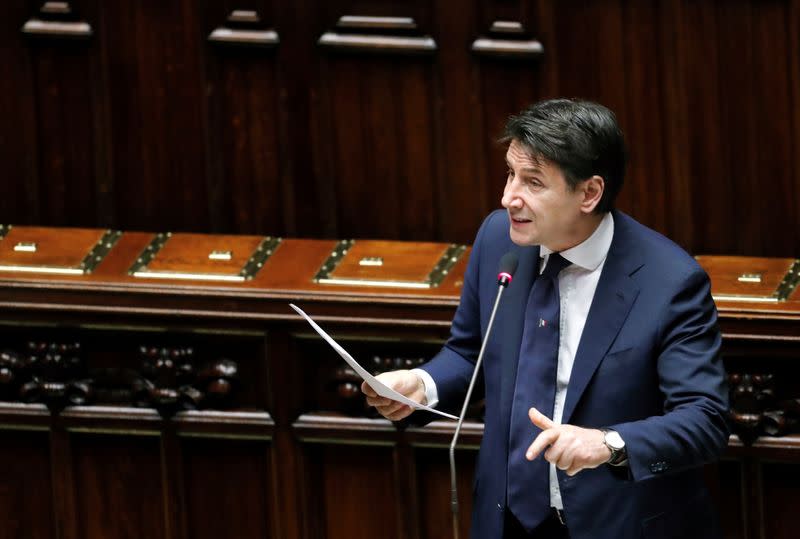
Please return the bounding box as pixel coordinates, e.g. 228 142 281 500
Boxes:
605 431 625 450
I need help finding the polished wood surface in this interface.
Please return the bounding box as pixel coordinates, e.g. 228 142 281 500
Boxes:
142 233 267 276
697 256 797 299
328 240 456 283
0 227 106 269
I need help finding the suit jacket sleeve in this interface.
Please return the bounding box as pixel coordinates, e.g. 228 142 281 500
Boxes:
612 266 730 481
417 211 502 416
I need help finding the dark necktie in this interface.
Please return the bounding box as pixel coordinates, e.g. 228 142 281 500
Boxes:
507 252 571 532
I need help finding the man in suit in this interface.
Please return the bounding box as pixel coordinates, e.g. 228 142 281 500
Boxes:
362 99 730 539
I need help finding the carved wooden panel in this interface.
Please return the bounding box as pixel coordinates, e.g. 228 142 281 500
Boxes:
0 431 54 539
724 337 800 445
0 327 259 419
72 434 166 538
182 438 274 539
303 444 401 539
708 460 746 539
415 447 476 539
761 463 800 539
292 331 443 417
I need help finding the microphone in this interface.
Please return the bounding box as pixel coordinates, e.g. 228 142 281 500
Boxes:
449 252 518 539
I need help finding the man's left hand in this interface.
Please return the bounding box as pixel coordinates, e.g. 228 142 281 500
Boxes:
525 407 611 476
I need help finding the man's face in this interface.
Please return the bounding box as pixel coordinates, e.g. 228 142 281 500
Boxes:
501 139 587 249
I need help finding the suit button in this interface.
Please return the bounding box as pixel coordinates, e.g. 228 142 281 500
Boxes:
497 503 504 512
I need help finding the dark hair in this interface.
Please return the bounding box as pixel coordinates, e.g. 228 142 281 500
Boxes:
501 98 627 213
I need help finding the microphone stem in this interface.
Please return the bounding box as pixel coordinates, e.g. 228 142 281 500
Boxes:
449 285 507 539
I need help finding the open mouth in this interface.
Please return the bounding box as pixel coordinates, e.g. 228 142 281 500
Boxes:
510 215 532 225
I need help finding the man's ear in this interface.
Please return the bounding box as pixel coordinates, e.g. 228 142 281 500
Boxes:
580 175 604 214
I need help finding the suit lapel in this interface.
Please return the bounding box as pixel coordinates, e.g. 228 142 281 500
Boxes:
498 245 539 436
561 217 642 425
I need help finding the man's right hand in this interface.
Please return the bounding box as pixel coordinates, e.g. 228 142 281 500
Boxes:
361 370 426 421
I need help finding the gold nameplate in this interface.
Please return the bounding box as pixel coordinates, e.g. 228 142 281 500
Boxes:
737 274 762 283
14 242 37 253
208 250 233 261
359 257 383 267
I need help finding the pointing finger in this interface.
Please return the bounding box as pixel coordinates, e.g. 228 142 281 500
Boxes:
526 428 560 461
528 407 555 430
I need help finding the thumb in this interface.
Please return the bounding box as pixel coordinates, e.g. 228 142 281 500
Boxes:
529 407 555 430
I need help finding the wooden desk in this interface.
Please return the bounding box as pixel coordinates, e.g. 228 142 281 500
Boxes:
0 226 797 539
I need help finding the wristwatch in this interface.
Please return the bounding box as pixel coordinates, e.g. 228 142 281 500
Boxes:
600 428 628 466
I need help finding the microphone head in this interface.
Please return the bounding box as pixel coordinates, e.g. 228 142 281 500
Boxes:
497 252 519 286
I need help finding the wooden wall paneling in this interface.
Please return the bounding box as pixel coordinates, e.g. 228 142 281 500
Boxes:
673 0 731 254
266 329 305 539
791 0 800 257
277 0 333 238
71 432 167 539
315 2 439 241
100 0 210 233
760 461 800 539
748 1 797 257
431 0 485 243
740 456 764 539
707 460 746 539
0 0 40 226
24 2 98 228
83 0 116 228
708 2 761 258
50 424 80 539
414 447 476 539
471 0 546 232
616 1 669 235
654 0 695 252
0 429 55 539
161 428 186 539
325 56 438 240
203 1 288 236
180 436 273 539
395 437 422 539
539 0 629 121
311 443 401 539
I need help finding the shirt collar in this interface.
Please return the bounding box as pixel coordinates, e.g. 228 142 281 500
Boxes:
540 212 614 272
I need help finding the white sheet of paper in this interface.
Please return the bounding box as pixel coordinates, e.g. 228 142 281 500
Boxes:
290 303 458 420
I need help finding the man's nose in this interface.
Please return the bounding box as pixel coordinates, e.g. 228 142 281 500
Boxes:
502 180 522 208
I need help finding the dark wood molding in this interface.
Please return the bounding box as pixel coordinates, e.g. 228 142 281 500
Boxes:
21 2 92 39
317 32 437 55
208 10 279 48
470 37 544 58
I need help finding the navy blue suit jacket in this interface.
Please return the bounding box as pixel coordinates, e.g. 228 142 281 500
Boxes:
421 210 730 539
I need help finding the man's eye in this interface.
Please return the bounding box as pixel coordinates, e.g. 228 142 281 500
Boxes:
506 169 514 177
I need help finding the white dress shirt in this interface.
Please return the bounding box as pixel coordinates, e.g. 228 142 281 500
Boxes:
540 211 614 509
